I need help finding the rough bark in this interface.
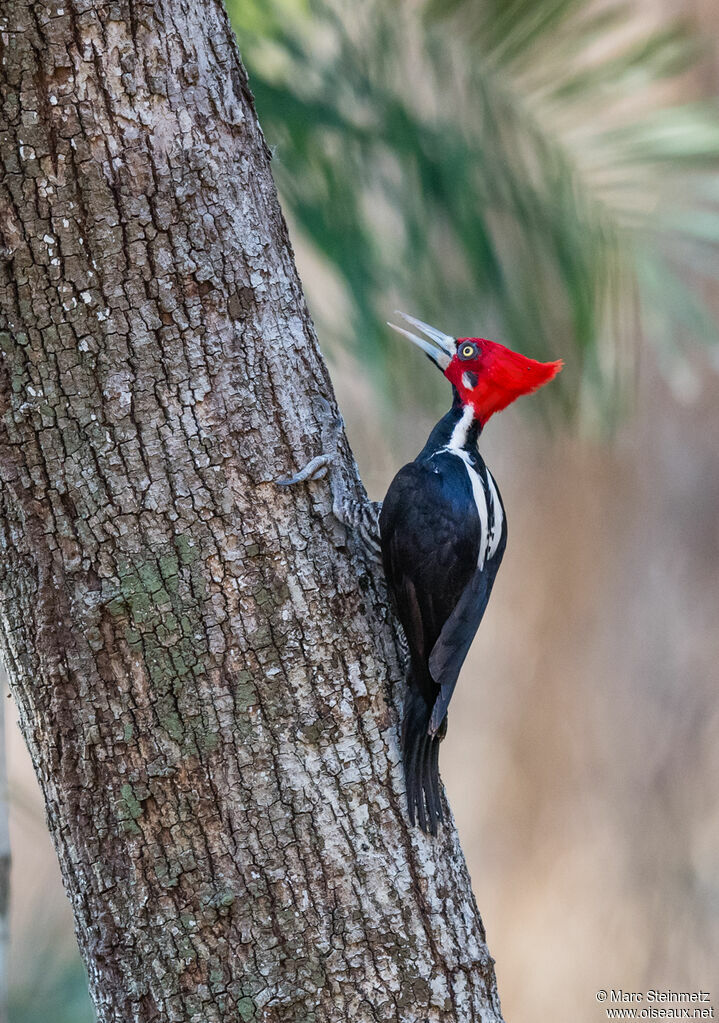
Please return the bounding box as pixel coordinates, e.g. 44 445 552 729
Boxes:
0 2 504 1021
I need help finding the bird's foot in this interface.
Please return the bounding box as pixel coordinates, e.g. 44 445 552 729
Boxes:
276 414 383 566
276 452 335 486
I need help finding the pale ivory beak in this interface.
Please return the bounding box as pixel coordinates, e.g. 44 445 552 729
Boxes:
386 311 455 371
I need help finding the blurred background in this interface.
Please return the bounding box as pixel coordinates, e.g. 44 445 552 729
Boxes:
4 0 719 1019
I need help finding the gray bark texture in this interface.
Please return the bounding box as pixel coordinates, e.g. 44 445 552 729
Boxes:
0 2 505 1021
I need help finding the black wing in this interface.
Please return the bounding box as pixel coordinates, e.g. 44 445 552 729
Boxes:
427 548 503 734
427 461 506 733
379 457 481 709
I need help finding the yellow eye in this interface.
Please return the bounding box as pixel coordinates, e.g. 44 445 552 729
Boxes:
457 340 479 361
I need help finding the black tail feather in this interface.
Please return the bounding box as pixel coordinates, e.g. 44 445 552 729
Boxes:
402 687 444 835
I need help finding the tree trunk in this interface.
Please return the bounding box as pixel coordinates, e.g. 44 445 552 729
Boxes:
0 2 504 1021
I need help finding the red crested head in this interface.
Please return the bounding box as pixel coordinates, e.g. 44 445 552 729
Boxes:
445 337 563 425
387 312 562 426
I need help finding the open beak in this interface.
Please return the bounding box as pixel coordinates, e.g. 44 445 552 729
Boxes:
386 311 455 371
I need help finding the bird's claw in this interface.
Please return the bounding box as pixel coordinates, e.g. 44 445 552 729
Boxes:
276 453 335 486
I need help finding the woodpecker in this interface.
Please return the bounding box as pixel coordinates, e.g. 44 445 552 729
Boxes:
380 313 562 834
277 313 561 837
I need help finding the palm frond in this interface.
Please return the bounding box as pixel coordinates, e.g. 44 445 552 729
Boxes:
228 0 719 424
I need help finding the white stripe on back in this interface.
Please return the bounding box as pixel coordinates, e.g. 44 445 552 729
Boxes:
485 468 503 560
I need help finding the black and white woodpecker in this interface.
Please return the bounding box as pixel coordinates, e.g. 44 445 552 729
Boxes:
279 312 562 835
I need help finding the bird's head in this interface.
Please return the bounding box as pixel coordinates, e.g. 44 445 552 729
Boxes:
388 311 563 426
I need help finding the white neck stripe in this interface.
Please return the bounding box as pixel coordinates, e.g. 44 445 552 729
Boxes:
447 404 475 452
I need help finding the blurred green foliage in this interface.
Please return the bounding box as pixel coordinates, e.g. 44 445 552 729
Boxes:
10 957 95 1023
228 0 719 425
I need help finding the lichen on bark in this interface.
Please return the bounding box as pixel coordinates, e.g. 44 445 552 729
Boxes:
0 1 504 1020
